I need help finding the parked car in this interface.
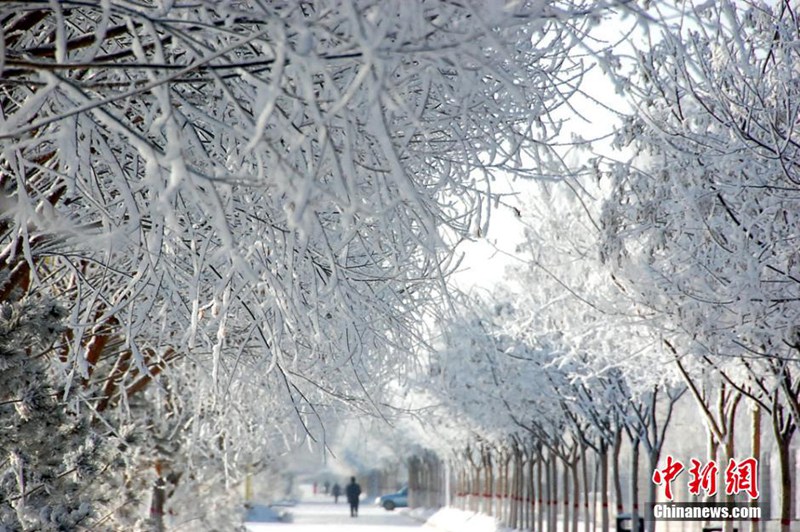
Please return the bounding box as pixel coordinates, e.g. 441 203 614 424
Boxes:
375 486 408 510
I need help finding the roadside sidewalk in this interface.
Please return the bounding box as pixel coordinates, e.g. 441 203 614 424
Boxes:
406 507 513 532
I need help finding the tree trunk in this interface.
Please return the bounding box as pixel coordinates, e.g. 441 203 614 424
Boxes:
613 430 624 515
475 463 481 513
750 406 761 532
473 463 481 513
630 438 640 531
777 437 792 532
582 446 591 532
528 455 536 531
706 431 718 503
722 439 735 532
526 455 532 530
150 477 165 532
601 443 610 532
572 458 580 532
563 458 571 532
460 462 465 510
484 449 493 516
513 449 527 528
502 451 510 525
547 453 558 532
538 456 545 532
645 449 658 532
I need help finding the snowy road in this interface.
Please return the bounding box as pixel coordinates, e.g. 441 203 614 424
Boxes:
245 496 426 532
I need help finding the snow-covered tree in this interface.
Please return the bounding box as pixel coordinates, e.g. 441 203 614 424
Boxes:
0 294 132 531
600 1 800 529
1 0 603 525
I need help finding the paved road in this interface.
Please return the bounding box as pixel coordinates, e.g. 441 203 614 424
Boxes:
246 495 426 532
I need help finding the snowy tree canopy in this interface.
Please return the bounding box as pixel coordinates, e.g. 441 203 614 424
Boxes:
601 0 800 364
1 0 593 407
1 1 607 528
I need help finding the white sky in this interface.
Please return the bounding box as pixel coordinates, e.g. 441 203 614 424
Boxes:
453 7 637 292
451 175 528 291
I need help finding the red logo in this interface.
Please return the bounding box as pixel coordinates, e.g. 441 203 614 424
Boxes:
652 455 684 501
653 456 759 501
688 459 718 497
725 458 759 499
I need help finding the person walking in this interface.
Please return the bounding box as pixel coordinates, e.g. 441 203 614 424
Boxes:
332 482 341 504
345 476 361 517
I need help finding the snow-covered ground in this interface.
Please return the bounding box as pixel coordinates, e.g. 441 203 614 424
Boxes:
245 495 423 532
412 507 511 532
244 485 512 532
246 485 512 532
245 496 778 532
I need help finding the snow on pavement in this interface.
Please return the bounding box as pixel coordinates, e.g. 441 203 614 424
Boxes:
417 507 509 532
245 494 424 532
244 485 510 532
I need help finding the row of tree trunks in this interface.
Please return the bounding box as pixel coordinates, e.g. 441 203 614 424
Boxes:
410 409 776 532
433 440 627 532
408 451 445 509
